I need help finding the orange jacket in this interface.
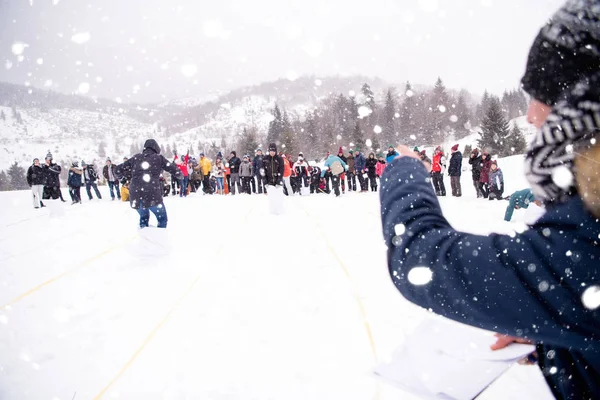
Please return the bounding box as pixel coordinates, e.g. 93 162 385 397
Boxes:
282 157 292 177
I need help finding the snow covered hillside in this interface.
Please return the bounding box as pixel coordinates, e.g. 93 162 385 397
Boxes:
0 155 553 399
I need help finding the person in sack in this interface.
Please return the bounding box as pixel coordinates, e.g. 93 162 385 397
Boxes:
103 158 121 201
27 158 45 208
116 139 183 228
379 2 600 397
488 160 504 200
82 160 102 200
262 143 284 187
199 153 212 194
321 152 348 197
376 154 387 178
67 161 83 205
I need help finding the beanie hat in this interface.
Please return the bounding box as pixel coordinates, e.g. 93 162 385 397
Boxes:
388 145 394 149
451 144 459 152
268 143 277 152
491 160 498 166
45 152 52 160
33 158 39 163
420 150 426 156
81 160 87 166
298 152 304 157
106 157 111 162
349 150 354 154
413 147 419 152
200 152 205 156
338 146 343 154
472 148 479 155
230 151 237 157
256 148 262 153
72 161 79 167
435 146 441 152
521 2 600 107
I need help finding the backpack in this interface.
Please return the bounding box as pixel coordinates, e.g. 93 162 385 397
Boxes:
330 160 344 176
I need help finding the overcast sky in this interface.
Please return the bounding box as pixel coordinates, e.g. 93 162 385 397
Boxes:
0 0 564 103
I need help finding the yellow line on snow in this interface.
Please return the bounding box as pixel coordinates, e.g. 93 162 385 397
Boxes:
0 235 137 311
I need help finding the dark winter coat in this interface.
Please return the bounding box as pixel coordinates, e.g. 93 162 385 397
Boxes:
83 165 99 183
263 154 284 186
448 152 462 177
42 162 61 187
103 164 118 181
354 152 366 172
489 167 504 192
469 154 482 181
366 157 378 177
338 154 347 164
229 156 241 174
252 155 264 176
346 155 355 173
116 139 183 209
67 168 83 187
27 165 45 186
479 158 491 183
380 157 600 400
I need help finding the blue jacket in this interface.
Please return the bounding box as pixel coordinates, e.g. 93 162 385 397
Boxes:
448 152 462 176
505 188 536 221
380 157 600 400
386 150 399 164
67 168 83 187
321 155 348 177
354 152 366 172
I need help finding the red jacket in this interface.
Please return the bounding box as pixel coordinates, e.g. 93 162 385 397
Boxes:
175 154 189 177
432 152 443 173
282 157 292 178
376 161 386 177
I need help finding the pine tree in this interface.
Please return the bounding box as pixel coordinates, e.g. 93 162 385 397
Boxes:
475 90 490 126
7 162 28 190
400 82 418 139
463 144 473 158
382 88 398 147
304 111 319 159
351 121 364 151
280 110 297 155
430 77 450 143
505 124 527 156
361 83 375 105
0 110 5 121
239 127 260 157
165 143 172 158
267 104 283 145
454 91 471 137
0 170 10 191
478 96 510 156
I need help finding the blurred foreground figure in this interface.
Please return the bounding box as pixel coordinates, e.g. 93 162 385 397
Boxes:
116 139 182 228
380 2 600 399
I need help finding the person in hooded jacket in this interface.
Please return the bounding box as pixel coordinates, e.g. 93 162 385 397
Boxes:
116 139 183 228
67 161 83 204
431 146 447 196
293 153 310 194
239 155 254 194
228 151 242 195
253 149 266 194
478 152 491 199
27 158 45 208
380 2 600 398
42 152 63 201
346 150 356 191
488 160 504 200
469 149 483 197
321 153 348 197
386 146 399 164
448 144 463 197
310 164 322 194
354 149 368 192
82 160 102 200
365 152 378 192
262 143 284 188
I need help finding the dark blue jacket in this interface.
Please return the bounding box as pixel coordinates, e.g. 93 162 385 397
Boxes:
380 157 600 400
252 155 264 176
67 168 83 187
354 152 366 172
448 151 462 176
505 188 536 221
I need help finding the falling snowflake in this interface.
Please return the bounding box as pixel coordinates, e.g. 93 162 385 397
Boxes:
449 115 458 122
551 166 573 190
438 105 447 113
315 79 322 86
405 89 414 98
581 285 600 310
96 76 103 83
358 106 372 118
180 64 197 77
71 32 91 44
373 125 382 134
394 223 406 236
143 174 151 183
538 281 550 292
527 263 536 273
36 58 43 65
5 60 13 70
77 82 90 94
11 42 28 55
365 139 372 147
349 90 356 97
407 266 433 285
410 134 417 140
394 112 400 118
336 135 342 140
141 161 150 170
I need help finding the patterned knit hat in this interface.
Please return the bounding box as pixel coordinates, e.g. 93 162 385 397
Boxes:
45 152 52 160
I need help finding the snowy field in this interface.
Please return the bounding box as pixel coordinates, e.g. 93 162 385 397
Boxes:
0 158 554 400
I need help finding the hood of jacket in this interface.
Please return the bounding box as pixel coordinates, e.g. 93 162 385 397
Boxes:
143 139 161 154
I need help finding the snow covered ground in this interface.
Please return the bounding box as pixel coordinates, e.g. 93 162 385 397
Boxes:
0 158 554 400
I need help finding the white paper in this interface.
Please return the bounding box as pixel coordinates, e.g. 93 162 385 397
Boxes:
374 316 535 400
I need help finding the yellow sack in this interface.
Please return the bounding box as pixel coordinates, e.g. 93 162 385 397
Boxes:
121 186 130 202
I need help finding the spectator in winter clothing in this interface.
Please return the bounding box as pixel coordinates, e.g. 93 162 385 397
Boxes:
228 151 242 195
376 155 386 177
293 154 310 194
82 161 102 200
337 147 347 194
365 153 378 192
382 2 600 397
27 158 45 208
310 165 322 194
239 155 254 194
116 139 182 228
281 154 293 196
448 144 463 197
212 158 226 195
488 160 504 200
431 146 446 196
469 148 483 197
103 158 121 200
42 152 63 201
478 152 491 199
354 149 368 192
253 149 266 194
504 189 539 222
175 153 190 197
346 150 356 191
199 153 212 194
321 153 348 197
419 150 432 166
386 146 399 164
262 143 284 187
120 157 132 186
67 161 83 204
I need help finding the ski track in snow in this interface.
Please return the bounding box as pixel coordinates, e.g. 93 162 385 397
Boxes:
0 165 553 400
